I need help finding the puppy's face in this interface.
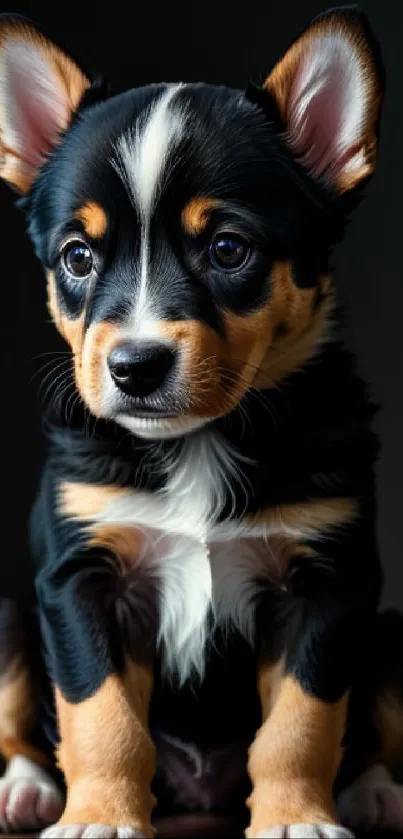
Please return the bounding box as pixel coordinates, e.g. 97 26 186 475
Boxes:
31 83 335 440
0 11 383 439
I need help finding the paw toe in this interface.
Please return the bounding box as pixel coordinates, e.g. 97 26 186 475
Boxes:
41 825 146 838
0 755 63 831
256 824 353 838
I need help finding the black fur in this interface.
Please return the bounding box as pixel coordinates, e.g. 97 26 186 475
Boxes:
26 37 382 709
1 4 397 827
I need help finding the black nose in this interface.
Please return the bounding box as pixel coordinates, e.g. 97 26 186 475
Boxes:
108 341 175 398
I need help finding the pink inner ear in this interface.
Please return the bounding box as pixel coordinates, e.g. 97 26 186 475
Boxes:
286 33 367 186
3 39 69 169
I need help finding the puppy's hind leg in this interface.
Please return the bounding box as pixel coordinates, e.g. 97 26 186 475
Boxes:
337 610 403 833
0 598 63 832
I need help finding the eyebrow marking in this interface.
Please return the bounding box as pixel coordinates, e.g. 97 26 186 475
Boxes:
75 201 108 239
181 196 220 236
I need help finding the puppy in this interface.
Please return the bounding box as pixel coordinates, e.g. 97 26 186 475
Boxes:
0 6 402 838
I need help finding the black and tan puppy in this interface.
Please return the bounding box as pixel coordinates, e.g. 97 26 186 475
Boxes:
0 6 402 838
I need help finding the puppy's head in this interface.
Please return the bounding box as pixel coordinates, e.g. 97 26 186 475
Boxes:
0 9 383 439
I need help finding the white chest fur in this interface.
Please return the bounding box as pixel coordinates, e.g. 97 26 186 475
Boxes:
92 431 287 683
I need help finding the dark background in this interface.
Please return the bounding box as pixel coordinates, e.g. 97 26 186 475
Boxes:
0 0 401 605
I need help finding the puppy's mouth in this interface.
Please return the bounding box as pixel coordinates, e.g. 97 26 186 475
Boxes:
116 411 208 440
111 392 206 438
119 405 179 420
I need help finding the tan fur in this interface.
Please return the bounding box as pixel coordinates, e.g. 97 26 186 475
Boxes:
48 257 332 424
55 661 155 835
247 497 358 539
247 675 348 834
75 201 108 239
181 197 219 235
87 525 142 564
47 273 121 415
157 264 332 419
0 737 50 765
0 658 49 765
0 659 37 742
0 145 32 193
253 270 333 386
76 321 123 416
47 270 85 355
59 479 356 543
0 17 89 192
59 481 129 521
264 13 382 193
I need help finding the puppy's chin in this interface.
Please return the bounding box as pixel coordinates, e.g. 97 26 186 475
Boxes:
116 414 209 440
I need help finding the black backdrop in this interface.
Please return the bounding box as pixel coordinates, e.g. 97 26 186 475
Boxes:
0 0 401 606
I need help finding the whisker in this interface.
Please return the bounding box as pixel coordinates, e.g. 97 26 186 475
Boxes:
31 357 71 386
38 365 73 406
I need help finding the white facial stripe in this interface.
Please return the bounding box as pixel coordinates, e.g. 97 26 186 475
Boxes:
113 84 185 342
118 83 184 221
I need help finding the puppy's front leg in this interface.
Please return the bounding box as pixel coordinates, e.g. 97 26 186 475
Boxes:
247 664 349 838
37 542 156 839
247 520 381 838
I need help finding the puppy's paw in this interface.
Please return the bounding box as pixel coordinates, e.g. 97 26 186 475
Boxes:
0 754 63 831
40 825 147 838
255 825 353 838
337 763 403 832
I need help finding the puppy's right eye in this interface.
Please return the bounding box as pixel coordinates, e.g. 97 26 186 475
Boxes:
62 240 94 279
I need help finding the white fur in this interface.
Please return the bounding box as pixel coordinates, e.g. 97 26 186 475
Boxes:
256 826 352 838
1 40 68 165
41 826 145 838
117 414 208 440
71 425 343 683
85 428 298 683
113 85 185 342
3 755 45 782
290 32 367 185
116 84 184 223
97 430 246 542
96 430 244 682
0 754 63 831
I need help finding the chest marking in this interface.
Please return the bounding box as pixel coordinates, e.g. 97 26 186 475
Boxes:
58 433 356 682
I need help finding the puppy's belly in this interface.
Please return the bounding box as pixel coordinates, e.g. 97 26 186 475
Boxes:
153 731 250 816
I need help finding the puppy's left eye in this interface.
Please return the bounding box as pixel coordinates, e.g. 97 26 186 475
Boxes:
209 233 250 272
62 240 94 279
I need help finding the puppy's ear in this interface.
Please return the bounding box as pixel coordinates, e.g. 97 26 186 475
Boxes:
0 15 90 193
263 6 384 193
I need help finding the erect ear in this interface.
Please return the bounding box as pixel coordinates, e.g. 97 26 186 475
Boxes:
263 6 384 193
0 15 90 193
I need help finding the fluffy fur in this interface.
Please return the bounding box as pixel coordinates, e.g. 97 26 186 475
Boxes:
1 6 403 838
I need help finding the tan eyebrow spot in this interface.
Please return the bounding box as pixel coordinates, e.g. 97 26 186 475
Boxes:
75 201 108 239
181 197 219 235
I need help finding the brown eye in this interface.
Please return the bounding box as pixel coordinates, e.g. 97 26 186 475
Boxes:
62 240 93 279
209 232 250 271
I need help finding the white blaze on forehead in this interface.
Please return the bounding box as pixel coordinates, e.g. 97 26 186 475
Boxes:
112 83 185 341
114 83 184 222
